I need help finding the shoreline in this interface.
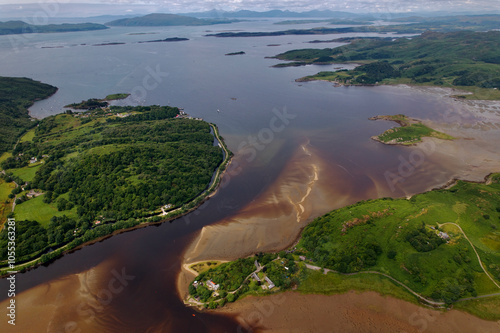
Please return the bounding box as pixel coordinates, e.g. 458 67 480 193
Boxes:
176 84 500 325
0 122 233 278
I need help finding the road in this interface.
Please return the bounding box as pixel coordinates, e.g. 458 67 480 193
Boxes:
439 222 500 290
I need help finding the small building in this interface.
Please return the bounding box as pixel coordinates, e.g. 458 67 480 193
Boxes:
29 157 37 164
438 232 450 240
254 260 260 270
265 276 275 289
251 272 261 282
206 280 220 291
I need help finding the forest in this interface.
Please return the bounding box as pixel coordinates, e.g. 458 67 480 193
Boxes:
0 105 224 265
0 77 57 155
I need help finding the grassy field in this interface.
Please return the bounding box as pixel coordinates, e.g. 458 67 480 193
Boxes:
14 194 78 227
19 128 36 143
298 270 417 304
0 179 15 226
9 163 42 182
190 261 225 274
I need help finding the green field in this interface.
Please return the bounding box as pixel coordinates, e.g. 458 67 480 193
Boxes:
19 128 36 143
14 194 77 227
9 163 42 182
275 31 500 99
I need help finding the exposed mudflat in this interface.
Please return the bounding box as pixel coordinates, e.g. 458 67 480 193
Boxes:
218 291 500 333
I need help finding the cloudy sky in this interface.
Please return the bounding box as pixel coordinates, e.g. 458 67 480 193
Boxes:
0 0 499 17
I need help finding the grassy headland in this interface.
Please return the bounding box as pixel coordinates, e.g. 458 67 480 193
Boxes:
275 31 500 99
370 114 454 145
0 101 231 274
186 175 500 319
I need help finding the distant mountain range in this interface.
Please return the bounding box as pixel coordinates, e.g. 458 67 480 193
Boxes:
106 13 239 26
179 9 363 19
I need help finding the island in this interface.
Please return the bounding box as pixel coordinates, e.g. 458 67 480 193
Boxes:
225 51 245 56
138 37 189 43
370 114 454 145
0 21 108 35
275 31 500 100
64 93 130 110
185 174 500 321
0 91 232 275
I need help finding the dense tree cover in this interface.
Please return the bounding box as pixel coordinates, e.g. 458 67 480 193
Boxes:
405 223 445 252
106 105 179 122
0 220 48 260
196 257 257 292
27 117 222 222
65 98 108 110
0 77 57 155
1 107 224 261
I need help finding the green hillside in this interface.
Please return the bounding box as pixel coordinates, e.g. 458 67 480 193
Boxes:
0 77 57 155
0 104 225 269
276 31 500 99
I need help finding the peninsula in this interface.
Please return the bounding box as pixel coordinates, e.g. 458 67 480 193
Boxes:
274 31 500 100
0 89 232 276
186 174 500 320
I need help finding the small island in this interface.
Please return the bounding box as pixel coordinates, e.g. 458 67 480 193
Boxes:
370 114 454 145
225 51 245 56
64 93 130 110
138 37 189 43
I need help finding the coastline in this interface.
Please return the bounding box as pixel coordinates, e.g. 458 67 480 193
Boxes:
0 122 233 277
176 84 500 327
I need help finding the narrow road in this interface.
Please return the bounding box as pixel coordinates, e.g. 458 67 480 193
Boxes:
439 222 500 289
302 262 445 306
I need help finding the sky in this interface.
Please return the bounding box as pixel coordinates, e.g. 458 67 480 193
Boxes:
0 0 499 18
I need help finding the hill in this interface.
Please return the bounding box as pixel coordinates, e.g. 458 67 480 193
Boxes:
106 13 238 26
186 175 500 319
0 103 229 273
0 77 57 155
0 21 108 35
276 31 500 99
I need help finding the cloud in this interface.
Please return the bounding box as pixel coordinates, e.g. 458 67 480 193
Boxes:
0 0 498 15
